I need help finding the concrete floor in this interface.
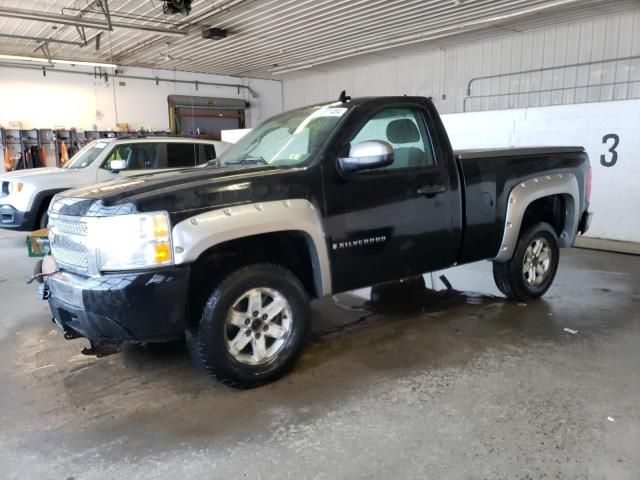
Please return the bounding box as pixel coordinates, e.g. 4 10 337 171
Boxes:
1 229 639 480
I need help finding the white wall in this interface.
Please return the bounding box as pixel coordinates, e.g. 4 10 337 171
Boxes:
283 6 640 114
0 65 282 131
442 99 640 243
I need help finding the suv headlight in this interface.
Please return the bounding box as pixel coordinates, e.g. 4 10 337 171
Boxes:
94 211 173 271
6 182 23 195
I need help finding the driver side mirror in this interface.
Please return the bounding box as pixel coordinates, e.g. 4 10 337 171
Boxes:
338 140 394 173
109 159 127 172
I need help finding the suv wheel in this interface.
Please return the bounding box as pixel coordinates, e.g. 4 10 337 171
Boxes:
39 210 49 230
186 263 311 388
493 222 560 301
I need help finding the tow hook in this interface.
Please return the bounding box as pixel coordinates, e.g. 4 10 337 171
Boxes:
27 269 59 285
81 340 121 358
38 282 50 300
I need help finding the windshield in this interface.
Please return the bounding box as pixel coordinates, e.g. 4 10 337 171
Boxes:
66 140 110 169
218 103 349 167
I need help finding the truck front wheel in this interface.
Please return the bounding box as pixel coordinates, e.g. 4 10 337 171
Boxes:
186 263 311 388
492 222 560 301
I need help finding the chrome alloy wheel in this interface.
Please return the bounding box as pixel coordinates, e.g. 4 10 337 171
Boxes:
522 237 553 287
224 287 292 365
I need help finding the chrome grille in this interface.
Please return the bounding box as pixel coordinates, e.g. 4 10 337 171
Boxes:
49 215 90 272
52 219 88 237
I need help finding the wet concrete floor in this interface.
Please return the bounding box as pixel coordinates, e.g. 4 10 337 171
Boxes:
0 229 639 479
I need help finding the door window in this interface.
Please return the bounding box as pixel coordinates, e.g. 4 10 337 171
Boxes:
102 143 163 170
167 143 198 168
198 144 217 165
350 108 436 170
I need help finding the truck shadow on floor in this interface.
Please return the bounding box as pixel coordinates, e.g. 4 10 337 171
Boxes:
117 285 557 380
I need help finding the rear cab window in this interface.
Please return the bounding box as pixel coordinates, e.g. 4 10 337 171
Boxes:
166 142 198 168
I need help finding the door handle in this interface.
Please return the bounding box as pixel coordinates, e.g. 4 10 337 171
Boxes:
416 184 446 197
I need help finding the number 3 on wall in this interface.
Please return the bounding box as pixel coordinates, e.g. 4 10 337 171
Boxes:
600 133 619 167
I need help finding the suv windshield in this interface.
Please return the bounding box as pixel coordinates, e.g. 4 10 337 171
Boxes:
219 103 348 168
66 141 110 169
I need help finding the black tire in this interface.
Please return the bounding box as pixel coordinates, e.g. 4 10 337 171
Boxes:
493 222 560 301
38 209 49 230
187 263 311 388
185 328 206 370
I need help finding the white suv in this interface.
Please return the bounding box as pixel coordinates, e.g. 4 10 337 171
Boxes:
0 136 231 231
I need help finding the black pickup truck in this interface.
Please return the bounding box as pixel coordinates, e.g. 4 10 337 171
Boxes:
41 95 592 388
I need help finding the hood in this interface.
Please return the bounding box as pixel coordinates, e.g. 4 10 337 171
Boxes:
53 164 308 221
1 167 69 180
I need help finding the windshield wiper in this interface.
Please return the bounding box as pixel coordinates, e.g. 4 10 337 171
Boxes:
223 157 267 166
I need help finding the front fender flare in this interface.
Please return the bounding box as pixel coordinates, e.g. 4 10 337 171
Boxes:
172 199 332 296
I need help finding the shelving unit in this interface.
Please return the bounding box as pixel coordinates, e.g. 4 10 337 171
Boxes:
38 129 57 168
1 127 176 172
3 129 22 171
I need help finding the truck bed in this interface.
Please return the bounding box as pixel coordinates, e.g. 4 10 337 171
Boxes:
455 146 590 265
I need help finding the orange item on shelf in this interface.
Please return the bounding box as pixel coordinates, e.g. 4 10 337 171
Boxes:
3 146 10 171
41 146 48 167
59 141 69 167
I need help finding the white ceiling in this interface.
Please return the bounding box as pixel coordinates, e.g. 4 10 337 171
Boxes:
0 0 636 79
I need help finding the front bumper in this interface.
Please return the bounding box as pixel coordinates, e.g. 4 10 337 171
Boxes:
43 256 190 344
0 203 31 230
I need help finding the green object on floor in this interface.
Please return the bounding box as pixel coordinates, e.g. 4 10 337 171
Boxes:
26 229 50 257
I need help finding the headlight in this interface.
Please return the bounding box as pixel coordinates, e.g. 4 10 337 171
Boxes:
6 182 23 194
94 211 173 271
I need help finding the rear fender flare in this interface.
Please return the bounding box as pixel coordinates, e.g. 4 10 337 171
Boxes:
494 173 579 262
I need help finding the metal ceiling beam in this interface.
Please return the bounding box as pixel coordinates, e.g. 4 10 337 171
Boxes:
0 6 187 36
0 33 86 47
96 0 112 31
75 26 88 46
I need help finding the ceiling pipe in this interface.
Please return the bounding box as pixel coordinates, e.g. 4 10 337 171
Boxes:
0 6 187 36
0 33 86 47
269 0 585 75
0 62 257 98
466 54 640 95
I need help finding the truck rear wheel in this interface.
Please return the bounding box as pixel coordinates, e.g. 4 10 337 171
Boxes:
492 222 559 301
186 263 311 388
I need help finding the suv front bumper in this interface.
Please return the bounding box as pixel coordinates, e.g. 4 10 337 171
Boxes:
43 256 190 344
0 204 31 230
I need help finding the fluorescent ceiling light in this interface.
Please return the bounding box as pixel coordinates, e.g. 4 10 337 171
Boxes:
0 54 117 68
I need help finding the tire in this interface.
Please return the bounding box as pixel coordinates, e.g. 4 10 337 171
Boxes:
492 222 560 301
185 328 206 370
38 209 49 230
187 263 311 388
